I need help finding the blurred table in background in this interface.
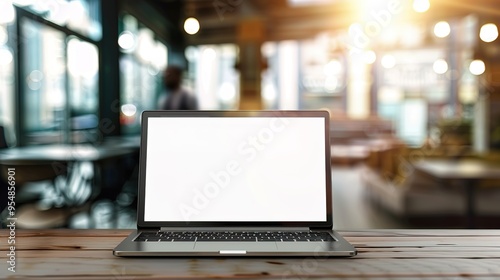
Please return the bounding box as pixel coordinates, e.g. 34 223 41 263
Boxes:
0 139 140 228
414 159 500 228
330 144 370 166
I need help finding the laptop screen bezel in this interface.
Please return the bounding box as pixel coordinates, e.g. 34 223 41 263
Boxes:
137 110 333 228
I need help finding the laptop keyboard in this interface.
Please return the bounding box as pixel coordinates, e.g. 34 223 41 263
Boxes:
134 231 335 242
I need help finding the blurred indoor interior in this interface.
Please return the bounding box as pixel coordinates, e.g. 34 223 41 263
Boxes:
1 0 500 230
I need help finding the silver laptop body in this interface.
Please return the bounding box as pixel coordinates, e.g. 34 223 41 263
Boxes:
114 110 357 257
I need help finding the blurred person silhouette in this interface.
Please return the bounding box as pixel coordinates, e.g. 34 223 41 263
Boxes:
158 65 198 110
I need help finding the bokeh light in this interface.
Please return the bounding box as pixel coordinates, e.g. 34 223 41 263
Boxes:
381 54 396 69
433 59 448 74
434 21 450 38
121 104 137 117
469 59 485 75
118 31 136 52
324 59 342 75
413 0 430 13
184 17 200 35
0 47 13 65
363 50 376 64
479 23 498 43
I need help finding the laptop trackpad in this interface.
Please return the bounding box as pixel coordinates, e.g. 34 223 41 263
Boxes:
194 242 277 252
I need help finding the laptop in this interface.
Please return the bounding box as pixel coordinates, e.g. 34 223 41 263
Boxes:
113 110 357 257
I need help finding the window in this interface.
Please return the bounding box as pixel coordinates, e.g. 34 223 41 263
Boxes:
13 0 102 40
186 44 239 110
22 19 67 142
11 2 101 145
119 14 168 134
0 23 15 145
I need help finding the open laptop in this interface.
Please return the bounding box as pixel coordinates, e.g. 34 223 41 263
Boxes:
113 110 357 257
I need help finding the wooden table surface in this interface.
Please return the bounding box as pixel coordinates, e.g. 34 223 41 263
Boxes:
1 229 500 279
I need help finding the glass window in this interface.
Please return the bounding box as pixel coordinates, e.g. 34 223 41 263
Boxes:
67 36 98 115
119 14 168 134
187 44 239 110
262 35 347 111
22 18 67 143
13 0 102 41
0 23 15 146
22 18 99 144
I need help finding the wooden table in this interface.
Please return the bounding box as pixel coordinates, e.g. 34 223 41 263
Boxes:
0 143 139 197
0 143 139 228
0 143 138 164
414 159 500 228
1 229 500 279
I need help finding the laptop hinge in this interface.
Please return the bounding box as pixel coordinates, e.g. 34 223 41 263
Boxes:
160 227 310 232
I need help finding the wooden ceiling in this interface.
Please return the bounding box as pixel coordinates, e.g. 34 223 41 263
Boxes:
151 0 500 45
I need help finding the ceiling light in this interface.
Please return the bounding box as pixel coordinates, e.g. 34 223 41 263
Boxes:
433 59 448 74
413 0 430 13
469 60 485 75
184 17 200 35
480 23 498 43
434 21 450 38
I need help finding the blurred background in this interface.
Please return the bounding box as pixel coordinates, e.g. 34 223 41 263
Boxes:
1 0 500 230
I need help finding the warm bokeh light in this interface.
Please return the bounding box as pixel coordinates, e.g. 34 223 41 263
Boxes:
413 0 430 13
381 54 396 69
469 59 485 75
434 21 450 38
184 17 200 35
479 23 499 43
378 86 403 103
433 59 448 74
363 50 376 64
459 84 479 104
324 59 342 75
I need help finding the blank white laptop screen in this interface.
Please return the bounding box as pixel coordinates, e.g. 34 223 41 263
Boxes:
143 117 327 222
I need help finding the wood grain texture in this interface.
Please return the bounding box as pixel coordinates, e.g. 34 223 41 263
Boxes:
1 229 500 279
